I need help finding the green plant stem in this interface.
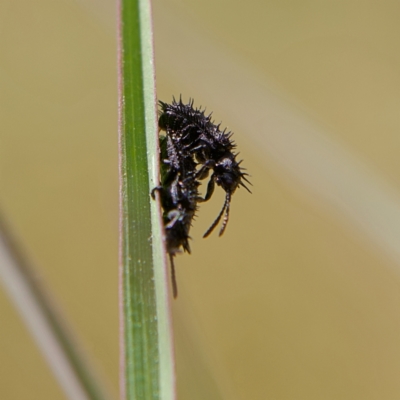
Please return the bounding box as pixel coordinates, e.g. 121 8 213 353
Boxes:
118 0 175 399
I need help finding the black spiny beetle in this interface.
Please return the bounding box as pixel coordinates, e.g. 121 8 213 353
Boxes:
154 97 251 297
159 97 251 237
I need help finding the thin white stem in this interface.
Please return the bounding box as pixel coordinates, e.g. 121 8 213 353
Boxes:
0 218 111 400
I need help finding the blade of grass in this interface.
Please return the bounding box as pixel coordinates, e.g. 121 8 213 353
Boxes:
0 214 112 400
117 0 175 399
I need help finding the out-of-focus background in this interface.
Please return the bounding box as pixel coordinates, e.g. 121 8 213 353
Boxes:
2 1 400 399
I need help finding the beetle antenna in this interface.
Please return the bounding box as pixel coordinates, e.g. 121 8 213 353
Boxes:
203 199 227 238
219 193 231 236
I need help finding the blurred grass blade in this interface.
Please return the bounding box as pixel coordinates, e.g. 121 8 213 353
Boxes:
0 215 112 400
118 0 175 399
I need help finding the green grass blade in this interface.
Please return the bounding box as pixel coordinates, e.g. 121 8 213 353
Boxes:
118 0 175 399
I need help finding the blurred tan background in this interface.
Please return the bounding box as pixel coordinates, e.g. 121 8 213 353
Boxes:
2 0 400 399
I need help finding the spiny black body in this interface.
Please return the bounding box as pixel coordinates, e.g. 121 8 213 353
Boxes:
154 97 251 298
159 97 252 237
